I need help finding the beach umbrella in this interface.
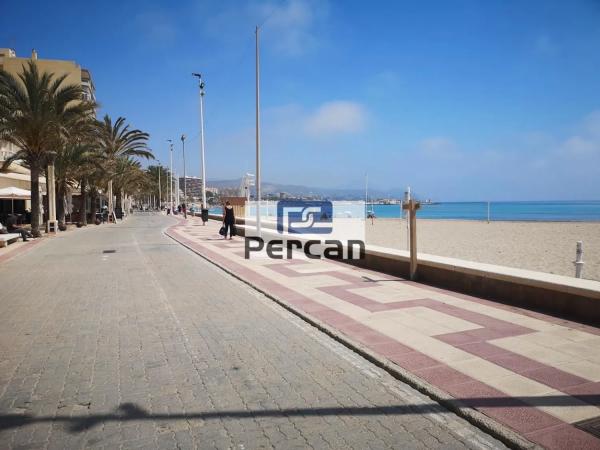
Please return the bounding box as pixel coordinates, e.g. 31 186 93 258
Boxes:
0 186 31 213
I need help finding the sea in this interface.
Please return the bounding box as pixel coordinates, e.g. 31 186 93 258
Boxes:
369 201 600 221
209 201 600 222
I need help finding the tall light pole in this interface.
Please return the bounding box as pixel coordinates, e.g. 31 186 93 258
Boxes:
255 25 262 235
157 160 162 211
175 170 180 208
193 73 208 224
181 134 187 219
168 139 173 213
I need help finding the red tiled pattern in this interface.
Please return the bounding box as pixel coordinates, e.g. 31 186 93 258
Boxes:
166 219 600 449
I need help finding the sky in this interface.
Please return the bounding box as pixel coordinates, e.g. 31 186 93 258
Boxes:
2 0 600 201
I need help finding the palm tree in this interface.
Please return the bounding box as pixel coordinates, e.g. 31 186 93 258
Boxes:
146 164 169 207
0 61 94 236
96 115 153 218
55 141 99 225
54 117 99 225
113 157 148 215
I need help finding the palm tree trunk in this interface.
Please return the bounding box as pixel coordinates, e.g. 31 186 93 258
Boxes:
30 166 42 237
90 191 97 223
57 181 66 225
80 178 88 225
107 179 113 216
116 189 122 218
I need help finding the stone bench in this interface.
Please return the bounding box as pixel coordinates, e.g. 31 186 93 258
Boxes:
0 233 22 248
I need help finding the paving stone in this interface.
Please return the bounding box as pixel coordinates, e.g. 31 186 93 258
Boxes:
0 214 506 449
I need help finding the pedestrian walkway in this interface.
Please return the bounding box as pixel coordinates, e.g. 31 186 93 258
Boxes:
167 217 600 450
0 236 42 264
0 214 504 449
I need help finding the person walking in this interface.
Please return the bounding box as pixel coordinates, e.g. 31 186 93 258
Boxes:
222 201 236 240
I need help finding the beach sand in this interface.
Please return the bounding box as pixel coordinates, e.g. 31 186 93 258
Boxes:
365 219 600 281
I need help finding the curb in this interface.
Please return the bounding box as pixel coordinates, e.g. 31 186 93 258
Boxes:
164 226 540 450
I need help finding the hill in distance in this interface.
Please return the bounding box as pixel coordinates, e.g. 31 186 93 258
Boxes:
207 178 405 200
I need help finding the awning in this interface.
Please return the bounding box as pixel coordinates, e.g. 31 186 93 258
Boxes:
0 186 31 199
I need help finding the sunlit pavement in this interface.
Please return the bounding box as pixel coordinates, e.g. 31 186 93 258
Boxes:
0 213 505 449
167 215 600 450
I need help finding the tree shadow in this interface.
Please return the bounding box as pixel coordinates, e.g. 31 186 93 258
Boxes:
1 394 598 434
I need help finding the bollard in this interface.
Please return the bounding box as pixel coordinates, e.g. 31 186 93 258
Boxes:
574 241 584 278
402 199 420 281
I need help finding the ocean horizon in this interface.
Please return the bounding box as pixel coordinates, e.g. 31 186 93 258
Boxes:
208 200 600 222
370 200 600 221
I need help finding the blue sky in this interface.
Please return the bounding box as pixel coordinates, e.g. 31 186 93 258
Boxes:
2 0 600 200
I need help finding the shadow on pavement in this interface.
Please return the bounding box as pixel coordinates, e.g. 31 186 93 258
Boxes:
1 394 598 433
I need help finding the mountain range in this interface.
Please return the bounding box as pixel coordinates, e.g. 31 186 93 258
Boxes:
207 179 407 200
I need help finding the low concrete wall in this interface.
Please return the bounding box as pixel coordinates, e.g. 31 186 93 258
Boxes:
204 214 600 326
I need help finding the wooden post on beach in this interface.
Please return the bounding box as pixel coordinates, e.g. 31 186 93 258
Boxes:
402 199 421 280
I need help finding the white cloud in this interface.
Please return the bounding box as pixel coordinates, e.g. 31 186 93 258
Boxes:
304 101 367 136
558 110 600 158
135 10 177 45
257 0 327 55
203 0 328 56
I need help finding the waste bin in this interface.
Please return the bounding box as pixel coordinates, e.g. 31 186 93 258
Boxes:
201 208 209 223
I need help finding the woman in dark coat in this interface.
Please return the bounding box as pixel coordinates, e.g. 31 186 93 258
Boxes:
222 201 236 239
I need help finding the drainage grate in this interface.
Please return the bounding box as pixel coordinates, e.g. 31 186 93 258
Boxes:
575 416 600 439
102 250 116 254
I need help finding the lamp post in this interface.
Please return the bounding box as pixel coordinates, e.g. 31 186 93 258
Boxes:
181 134 187 219
167 139 173 213
192 72 208 225
157 160 161 212
255 25 262 235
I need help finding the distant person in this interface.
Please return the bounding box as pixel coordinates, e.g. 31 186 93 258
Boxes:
6 215 32 242
177 205 182 214
222 201 236 240
201 203 208 225
167 207 171 215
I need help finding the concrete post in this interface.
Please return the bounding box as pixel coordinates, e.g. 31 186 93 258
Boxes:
402 199 420 281
46 163 58 233
574 241 584 278
108 179 113 221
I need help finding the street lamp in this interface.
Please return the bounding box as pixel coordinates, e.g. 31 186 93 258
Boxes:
167 139 173 213
157 160 161 212
181 134 187 219
193 72 208 225
255 25 262 235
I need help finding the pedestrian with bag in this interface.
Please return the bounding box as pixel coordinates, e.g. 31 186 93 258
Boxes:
221 201 236 240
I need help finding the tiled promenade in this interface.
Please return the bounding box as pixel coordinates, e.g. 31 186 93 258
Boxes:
167 217 600 449
0 214 505 449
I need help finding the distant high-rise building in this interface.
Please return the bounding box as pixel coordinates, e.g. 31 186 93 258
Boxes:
178 176 203 200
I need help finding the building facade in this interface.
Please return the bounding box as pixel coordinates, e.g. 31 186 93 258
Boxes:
0 48 96 162
0 48 96 222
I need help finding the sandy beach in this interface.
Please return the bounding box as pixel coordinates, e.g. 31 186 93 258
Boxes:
365 219 600 281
